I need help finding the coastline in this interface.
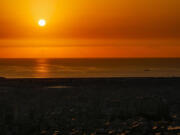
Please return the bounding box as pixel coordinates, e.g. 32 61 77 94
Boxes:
1 77 180 134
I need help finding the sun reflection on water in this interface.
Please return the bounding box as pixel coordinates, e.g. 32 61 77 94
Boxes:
35 59 49 78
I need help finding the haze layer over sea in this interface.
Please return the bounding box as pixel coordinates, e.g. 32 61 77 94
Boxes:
0 58 180 78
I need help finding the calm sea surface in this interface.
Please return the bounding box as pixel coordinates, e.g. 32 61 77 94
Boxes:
0 58 180 78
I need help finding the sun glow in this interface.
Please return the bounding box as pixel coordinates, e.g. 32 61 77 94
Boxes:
38 19 46 27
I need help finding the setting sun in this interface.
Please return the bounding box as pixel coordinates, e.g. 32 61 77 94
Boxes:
38 19 46 27
0 0 180 58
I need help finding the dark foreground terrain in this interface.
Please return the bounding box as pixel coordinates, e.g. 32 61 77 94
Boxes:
1 77 180 135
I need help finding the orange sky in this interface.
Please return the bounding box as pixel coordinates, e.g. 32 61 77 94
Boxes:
0 0 180 58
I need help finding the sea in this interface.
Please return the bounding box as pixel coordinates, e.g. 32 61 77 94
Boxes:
0 58 180 78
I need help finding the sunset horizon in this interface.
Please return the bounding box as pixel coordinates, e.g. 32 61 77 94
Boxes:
1 1 180 134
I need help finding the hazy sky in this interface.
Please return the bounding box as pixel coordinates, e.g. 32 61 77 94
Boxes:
0 0 180 58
